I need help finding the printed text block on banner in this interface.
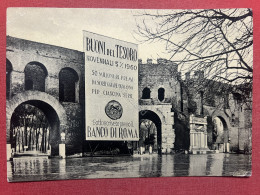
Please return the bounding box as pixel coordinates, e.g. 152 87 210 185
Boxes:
83 31 139 141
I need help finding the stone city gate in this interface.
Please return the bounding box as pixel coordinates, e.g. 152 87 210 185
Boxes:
139 110 162 154
6 91 68 160
138 105 174 154
211 110 232 153
6 36 85 160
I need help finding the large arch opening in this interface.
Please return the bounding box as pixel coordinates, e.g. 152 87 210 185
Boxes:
138 110 162 154
10 100 61 156
6 91 68 158
6 59 13 99
212 116 229 152
59 67 79 102
24 62 48 92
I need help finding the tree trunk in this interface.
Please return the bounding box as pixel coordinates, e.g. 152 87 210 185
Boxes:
18 130 20 153
22 131 24 152
24 118 28 148
36 128 40 151
44 129 47 152
41 128 45 152
28 128 32 150
48 129 50 150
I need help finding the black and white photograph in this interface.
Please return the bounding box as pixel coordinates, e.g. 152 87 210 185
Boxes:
6 8 252 182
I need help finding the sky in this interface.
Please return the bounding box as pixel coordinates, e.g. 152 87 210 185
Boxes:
6 8 168 62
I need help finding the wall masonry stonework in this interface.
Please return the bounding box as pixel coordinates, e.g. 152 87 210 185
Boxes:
138 61 182 109
6 36 84 157
6 36 252 158
138 59 252 153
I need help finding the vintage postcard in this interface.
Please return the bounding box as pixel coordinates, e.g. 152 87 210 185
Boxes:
6 8 252 182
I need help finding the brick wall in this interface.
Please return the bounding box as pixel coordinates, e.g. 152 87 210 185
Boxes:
6 36 85 156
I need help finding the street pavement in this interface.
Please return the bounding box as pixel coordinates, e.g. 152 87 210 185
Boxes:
7 153 251 182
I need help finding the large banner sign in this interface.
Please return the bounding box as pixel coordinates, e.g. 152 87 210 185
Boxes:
83 31 139 141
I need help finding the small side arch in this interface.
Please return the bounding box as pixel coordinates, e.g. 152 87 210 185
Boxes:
158 87 165 102
59 67 79 103
142 87 151 99
6 58 13 99
24 61 48 92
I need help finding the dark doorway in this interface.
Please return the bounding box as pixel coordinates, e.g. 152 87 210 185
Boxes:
59 68 79 102
174 114 190 152
158 88 165 102
142 87 151 99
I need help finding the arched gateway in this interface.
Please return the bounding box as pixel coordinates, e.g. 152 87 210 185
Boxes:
6 91 67 160
139 110 162 154
212 110 231 153
138 104 174 154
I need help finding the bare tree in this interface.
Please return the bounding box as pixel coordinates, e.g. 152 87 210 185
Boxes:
135 9 253 86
